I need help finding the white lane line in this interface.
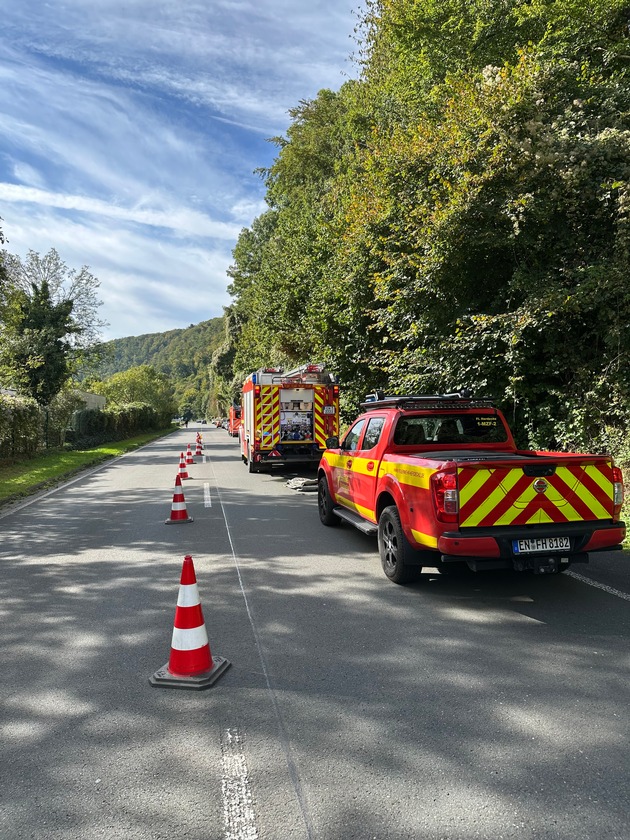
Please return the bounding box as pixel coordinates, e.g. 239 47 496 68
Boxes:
211 461 314 840
221 728 258 840
566 570 630 602
204 482 212 507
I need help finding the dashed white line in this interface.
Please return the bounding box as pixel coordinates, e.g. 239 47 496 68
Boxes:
204 482 212 507
211 460 314 840
221 728 258 840
566 570 630 602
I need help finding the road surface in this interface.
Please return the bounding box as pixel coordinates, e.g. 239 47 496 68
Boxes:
1 425 629 839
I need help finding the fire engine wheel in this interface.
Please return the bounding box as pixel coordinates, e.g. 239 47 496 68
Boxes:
378 506 422 585
318 476 339 526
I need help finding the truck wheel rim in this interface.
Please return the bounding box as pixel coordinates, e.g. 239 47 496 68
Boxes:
382 523 398 570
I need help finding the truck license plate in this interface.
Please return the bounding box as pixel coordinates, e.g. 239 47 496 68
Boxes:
323 406 335 414
513 536 571 554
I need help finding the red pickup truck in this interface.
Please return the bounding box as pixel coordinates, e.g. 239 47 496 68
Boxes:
317 392 625 584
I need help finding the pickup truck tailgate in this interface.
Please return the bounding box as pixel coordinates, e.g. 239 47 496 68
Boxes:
457 460 615 527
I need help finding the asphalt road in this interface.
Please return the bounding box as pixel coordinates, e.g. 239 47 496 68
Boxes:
1 425 629 840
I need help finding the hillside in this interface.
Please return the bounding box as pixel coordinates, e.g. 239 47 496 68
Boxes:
96 317 225 415
97 318 224 377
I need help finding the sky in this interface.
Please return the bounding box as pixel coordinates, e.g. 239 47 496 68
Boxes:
0 0 364 341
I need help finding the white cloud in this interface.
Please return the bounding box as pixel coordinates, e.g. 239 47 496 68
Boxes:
0 184 242 240
0 0 364 341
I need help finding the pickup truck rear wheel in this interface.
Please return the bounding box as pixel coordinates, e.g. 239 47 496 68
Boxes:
318 476 339 526
378 506 422 585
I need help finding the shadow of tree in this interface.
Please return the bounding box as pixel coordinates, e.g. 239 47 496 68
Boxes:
0 428 628 839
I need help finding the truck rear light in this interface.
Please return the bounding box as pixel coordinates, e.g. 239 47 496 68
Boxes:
612 465 624 520
431 470 459 522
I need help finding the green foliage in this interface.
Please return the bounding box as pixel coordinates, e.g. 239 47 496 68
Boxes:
0 249 106 404
5 279 79 405
95 318 224 417
90 364 177 426
45 387 87 448
68 402 166 448
0 393 41 459
223 0 630 450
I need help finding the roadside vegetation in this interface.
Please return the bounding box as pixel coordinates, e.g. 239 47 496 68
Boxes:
214 0 630 466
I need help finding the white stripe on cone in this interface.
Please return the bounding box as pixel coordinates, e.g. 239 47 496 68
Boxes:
177 582 201 607
171 625 209 651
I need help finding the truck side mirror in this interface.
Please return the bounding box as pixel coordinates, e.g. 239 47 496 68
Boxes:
325 436 340 449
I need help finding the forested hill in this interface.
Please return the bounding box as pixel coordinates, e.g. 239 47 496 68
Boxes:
97 318 224 380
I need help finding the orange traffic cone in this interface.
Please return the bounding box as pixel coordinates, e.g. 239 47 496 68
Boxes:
178 452 189 480
165 474 193 524
150 555 230 690
186 444 194 465
195 439 203 457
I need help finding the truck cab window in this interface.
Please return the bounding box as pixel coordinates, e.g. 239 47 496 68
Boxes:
342 420 366 452
361 417 385 451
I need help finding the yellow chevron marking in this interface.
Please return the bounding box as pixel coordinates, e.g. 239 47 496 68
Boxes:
554 467 610 519
461 478 518 526
584 463 612 494
458 468 494 506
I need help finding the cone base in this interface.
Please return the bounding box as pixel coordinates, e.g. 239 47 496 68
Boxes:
164 515 194 524
149 655 231 690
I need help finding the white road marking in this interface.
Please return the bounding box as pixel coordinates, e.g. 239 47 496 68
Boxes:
204 482 212 507
566 570 630 602
211 462 315 840
221 728 258 840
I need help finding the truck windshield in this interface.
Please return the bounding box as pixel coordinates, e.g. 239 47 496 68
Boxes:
394 414 508 445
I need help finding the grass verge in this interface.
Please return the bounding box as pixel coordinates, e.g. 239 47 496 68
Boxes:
0 428 177 506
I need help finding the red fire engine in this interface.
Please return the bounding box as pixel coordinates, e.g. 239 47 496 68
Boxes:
240 364 339 473
228 405 241 437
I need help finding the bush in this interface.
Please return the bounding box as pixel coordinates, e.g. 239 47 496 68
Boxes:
0 394 41 459
68 401 164 448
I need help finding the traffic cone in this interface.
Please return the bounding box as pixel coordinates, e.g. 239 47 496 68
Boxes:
150 555 231 690
195 439 203 457
165 474 193 524
178 452 189 480
186 443 194 465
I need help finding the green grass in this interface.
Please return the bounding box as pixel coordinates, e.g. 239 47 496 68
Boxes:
0 428 177 505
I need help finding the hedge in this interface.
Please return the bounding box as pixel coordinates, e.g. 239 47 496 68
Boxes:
0 394 41 459
67 401 165 448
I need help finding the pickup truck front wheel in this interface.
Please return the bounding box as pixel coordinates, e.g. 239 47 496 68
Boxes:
378 506 422 585
318 476 339 526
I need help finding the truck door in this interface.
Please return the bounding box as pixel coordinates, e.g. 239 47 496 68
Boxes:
350 416 386 522
332 419 366 509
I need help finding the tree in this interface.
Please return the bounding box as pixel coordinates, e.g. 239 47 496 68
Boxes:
0 248 107 405
90 365 177 425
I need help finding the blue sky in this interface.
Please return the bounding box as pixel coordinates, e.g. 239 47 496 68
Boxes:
0 1 364 340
